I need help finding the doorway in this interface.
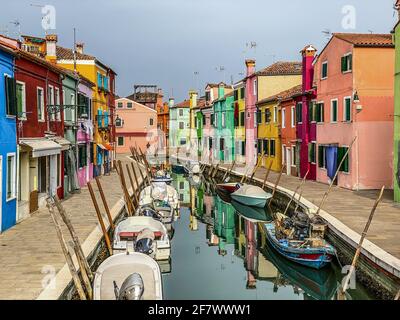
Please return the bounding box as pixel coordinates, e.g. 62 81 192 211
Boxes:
38 156 47 193
286 147 291 175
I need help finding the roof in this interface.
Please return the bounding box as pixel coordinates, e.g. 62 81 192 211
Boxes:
205 82 232 89
332 33 393 47
255 61 302 76
215 91 234 102
115 97 157 113
256 84 302 105
174 99 190 108
56 46 95 60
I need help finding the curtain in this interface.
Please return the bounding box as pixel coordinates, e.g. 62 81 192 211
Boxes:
326 146 338 180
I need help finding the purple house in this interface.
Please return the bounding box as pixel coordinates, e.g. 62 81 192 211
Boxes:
296 45 317 180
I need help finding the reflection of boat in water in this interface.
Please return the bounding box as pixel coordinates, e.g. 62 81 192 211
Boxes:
259 241 338 300
216 187 232 203
232 200 272 223
171 164 186 174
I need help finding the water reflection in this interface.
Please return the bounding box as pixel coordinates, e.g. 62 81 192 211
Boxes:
164 173 371 300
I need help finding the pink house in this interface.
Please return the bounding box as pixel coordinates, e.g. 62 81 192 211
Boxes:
244 59 258 166
314 33 394 190
115 97 157 154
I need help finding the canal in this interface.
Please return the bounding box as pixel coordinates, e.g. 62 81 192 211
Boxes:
162 173 373 300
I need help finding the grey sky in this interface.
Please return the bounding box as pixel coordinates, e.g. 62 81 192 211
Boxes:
0 0 397 101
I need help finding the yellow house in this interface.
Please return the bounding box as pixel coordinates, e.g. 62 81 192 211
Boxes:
254 62 302 172
56 43 116 176
233 81 246 164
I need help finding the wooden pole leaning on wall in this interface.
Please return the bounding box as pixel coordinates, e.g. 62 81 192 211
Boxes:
117 160 135 216
212 161 220 179
316 137 357 216
268 163 286 206
262 161 273 189
341 186 385 295
46 198 87 300
113 160 120 175
283 169 309 216
240 167 250 183
126 163 139 207
250 151 264 182
138 160 148 187
131 162 141 194
222 161 236 181
95 177 115 230
87 182 113 255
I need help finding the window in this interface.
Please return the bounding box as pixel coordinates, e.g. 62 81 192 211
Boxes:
318 145 326 168
210 114 215 125
150 118 154 126
240 87 245 99
316 102 324 123
281 108 286 128
70 93 76 122
220 138 225 151
127 102 133 108
270 139 276 157
78 93 89 119
341 53 352 73
16 81 26 119
296 102 303 124
265 109 271 123
331 99 338 123
291 107 295 127
257 139 262 154
6 153 16 200
179 122 184 130
78 144 87 169
291 146 297 166
308 101 315 122
273 106 278 123
344 97 352 122
234 90 239 101
179 181 184 190
214 113 218 127
117 102 123 108
115 117 123 127
180 138 186 145
37 87 45 121
97 72 102 88
209 137 213 150
117 136 124 146
309 142 316 163
221 113 226 127
240 111 245 126
55 88 61 121
263 139 269 156
205 91 210 102
256 110 262 124
179 109 184 116
48 85 55 120
5 75 16 116
338 146 349 173
321 61 328 79
241 141 245 156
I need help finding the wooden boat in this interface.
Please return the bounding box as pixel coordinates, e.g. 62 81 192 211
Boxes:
231 200 271 222
139 182 180 211
216 182 241 194
113 216 171 261
93 252 163 300
262 222 336 269
231 184 272 208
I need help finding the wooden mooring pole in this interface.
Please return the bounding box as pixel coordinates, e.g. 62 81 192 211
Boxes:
222 161 236 181
126 163 139 207
87 182 113 255
95 177 115 230
283 169 309 216
268 163 286 206
341 186 385 294
249 152 264 182
117 160 135 216
262 161 273 189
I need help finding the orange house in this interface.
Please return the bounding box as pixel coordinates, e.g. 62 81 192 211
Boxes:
157 102 169 150
115 98 157 154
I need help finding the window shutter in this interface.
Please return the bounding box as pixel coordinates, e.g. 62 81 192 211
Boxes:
241 141 245 156
341 56 346 72
5 76 17 116
318 146 323 167
348 54 352 70
97 109 102 127
16 83 23 116
257 110 262 124
321 103 324 122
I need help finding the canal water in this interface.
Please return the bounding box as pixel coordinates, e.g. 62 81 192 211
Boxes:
162 173 373 300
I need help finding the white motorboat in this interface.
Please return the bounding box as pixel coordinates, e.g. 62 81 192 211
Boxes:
139 182 180 211
231 184 272 208
136 203 175 226
93 252 163 300
113 216 171 261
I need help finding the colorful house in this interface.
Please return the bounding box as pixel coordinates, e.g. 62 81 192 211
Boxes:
168 99 190 154
156 101 169 153
0 40 17 232
233 81 246 164
253 61 302 171
189 91 199 158
213 197 236 256
115 97 157 153
56 39 116 177
279 85 302 176
195 98 206 158
213 84 234 162
314 33 394 190
296 45 318 180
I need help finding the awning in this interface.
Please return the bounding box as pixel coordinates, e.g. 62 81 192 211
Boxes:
20 138 62 158
52 137 71 151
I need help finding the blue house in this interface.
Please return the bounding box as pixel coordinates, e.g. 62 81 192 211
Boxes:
0 42 17 232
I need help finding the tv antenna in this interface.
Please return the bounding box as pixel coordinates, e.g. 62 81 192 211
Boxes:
9 19 21 39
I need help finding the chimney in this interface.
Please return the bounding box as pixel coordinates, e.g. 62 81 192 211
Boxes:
301 45 317 92
76 42 84 54
245 59 256 77
45 34 57 62
189 90 198 108
169 97 175 108
218 83 225 99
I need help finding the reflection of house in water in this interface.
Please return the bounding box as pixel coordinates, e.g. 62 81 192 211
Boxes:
213 197 236 256
171 174 190 205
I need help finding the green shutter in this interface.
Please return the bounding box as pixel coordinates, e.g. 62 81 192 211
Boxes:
318 145 324 167
345 98 351 121
16 83 23 116
337 147 349 172
341 56 346 72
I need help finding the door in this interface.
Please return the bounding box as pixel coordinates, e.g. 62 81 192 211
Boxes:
286 147 291 175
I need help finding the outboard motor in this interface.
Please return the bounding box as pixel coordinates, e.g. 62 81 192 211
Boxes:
134 228 155 255
116 273 144 300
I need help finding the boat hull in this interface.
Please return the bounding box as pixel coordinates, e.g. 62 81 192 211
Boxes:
231 194 267 208
216 183 239 194
263 222 335 269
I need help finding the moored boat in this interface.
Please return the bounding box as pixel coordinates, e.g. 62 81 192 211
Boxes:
231 184 272 208
93 252 163 300
139 182 180 211
216 182 241 194
113 216 171 261
262 222 336 269
231 200 271 222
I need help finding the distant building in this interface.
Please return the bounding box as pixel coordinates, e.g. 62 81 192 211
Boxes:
126 85 163 110
157 101 169 152
115 97 157 154
169 99 190 152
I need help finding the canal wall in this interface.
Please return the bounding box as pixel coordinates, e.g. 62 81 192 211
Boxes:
36 160 146 300
205 163 400 299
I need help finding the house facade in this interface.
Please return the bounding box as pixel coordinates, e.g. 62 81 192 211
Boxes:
115 98 157 153
157 101 169 153
0 41 17 232
233 81 246 164
169 99 190 154
314 33 394 190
